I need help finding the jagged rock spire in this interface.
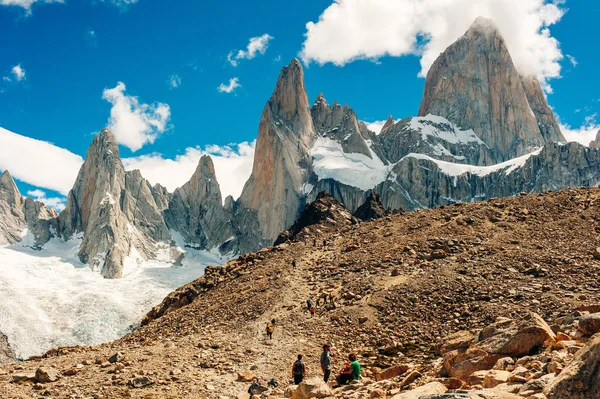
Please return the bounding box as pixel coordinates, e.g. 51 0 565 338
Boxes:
0 170 25 245
239 59 317 241
381 115 395 134
418 17 555 163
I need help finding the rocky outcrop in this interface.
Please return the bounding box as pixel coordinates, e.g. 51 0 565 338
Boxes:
311 94 373 158
0 170 26 245
239 59 317 242
377 142 600 211
544 333 600 399
166 156 233 251
378 115 493 165
275 191 357 245
0 332 16 365
418 17 554 163
0 170 58 248
353 191 389 221
58 129 171 278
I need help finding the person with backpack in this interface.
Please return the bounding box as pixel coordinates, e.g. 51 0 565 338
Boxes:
306 298 313 312
320 344 332 382
266 322 274 340
292 354 306 385
248 378 261 396
310 305 316 317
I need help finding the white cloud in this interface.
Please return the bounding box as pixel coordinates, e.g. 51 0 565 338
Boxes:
561 114 600 146
102 82 171 152
300 0 565 88
26 189 66 212
98 0 138 9
0 0 63 13
85 28 97 47
3 64 27 84
0 127 83 195
566 54 578 67
168 74 182 89
217 77 241 94
228 34 273 67
122 141 256 200
11 65 26 81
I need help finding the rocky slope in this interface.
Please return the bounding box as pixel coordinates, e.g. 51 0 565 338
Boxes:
2 187 600 398
418 17 563 163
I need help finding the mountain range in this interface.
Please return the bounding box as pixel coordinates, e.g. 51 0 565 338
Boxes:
2 17 600 279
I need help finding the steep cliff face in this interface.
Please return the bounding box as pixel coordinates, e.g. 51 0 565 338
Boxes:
58 129 171 278
166 155 234 251
520 76 565 143
0 170 25 245
239 59 316 241
418 17 551 163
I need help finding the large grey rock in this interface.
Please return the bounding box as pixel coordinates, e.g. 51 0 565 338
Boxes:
418 17 555 163
22 197 59 249
239 58 316 242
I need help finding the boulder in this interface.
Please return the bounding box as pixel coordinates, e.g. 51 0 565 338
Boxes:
375 364 410 382
35 366 59 383
289 377 333 399
390 382 447 398
577 312 600 336
237 371 257 382
12 372 35 383
544 333 600 398
483 370 511 388
128 376 153 388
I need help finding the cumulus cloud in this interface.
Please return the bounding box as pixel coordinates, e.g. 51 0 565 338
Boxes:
227 34 273 67
102 82 171 152
561 114 600 146
168 74 182 89
3 64 27 84
217 77 241 94
300 0 565 88
122 141 256 200
26 189 66 211
0 127 83 195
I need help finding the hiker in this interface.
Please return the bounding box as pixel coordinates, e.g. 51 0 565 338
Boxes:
292 354 306 385
306 298 313 312
310 305 316 317
292 259 297 268
320 344 332 382
266 322 274 340
248 378 261 396
336 353 360 385
267 378 278 388
271 318 276 325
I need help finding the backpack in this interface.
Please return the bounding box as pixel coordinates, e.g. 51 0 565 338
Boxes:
267 324 273 333
293 360 304 375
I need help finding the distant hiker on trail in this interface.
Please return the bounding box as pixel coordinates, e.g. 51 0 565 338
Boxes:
306 298 313 312
292 354 306 385
248 378 261 396
266 322 274 340
271 318 276 325
349 353 361 381
292 259 296 268
310 305 316 317
320 344 332 383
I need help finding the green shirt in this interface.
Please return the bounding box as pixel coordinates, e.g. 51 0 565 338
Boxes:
350 360 361 380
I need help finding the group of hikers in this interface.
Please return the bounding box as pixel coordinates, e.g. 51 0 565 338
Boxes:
249 343 361 395
292 345 360 386
306 292 336 317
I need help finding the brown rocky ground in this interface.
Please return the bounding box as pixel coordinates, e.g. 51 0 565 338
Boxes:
2 187 600 398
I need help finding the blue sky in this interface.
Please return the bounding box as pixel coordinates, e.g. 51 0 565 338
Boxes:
0 0 599 209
